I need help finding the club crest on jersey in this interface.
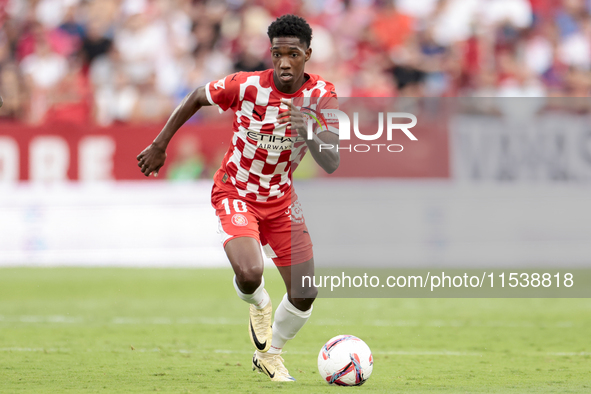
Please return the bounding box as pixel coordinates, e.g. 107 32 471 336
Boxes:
231 214 248 226
246 130 299 151
288 200 305 224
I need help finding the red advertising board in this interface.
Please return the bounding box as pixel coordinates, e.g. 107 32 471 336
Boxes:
0 117 448 181
0 121 233 182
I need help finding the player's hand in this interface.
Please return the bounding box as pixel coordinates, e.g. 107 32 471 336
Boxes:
136 143 167 177
278 98 307 138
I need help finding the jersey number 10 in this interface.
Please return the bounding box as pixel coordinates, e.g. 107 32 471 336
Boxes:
221 198 248 214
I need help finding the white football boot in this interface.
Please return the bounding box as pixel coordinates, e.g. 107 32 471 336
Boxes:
252 350 296 382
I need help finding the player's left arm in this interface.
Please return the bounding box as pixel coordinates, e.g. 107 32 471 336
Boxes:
279 98 339 174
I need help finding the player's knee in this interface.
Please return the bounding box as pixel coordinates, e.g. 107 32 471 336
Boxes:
234 265 264 294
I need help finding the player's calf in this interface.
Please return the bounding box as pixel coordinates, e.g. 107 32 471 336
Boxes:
267 293 313 356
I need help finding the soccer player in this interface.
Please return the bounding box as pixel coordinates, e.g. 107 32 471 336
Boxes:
137 15 339 382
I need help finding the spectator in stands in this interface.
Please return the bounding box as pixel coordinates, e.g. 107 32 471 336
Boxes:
371 1 414 51
81 20 112 68
92 64 139 126
58 5 85 43
130 72 174 123
2 0 591 124
0 63 27 120
44 56 90 124
20 38 69 123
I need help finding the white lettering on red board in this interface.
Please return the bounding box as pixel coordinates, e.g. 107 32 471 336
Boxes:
79 136 116 181
30 136 70 182
0 137 19 183
0 135 117 183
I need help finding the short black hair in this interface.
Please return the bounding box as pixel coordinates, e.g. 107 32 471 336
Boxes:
267 14 312 48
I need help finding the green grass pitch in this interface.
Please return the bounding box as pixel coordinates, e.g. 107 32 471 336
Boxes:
0 268 589 393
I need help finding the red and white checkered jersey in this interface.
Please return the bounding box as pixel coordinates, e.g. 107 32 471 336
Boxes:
205 69 338 202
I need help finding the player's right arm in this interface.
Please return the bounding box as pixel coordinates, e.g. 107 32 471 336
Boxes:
137 86 211 177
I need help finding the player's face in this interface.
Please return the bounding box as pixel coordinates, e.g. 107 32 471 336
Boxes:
270 37 312 94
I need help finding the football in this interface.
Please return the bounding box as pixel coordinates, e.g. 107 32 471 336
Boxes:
318 335 373 386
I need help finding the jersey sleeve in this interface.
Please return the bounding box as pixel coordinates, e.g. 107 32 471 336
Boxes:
316 83 340 135
205 73 241 112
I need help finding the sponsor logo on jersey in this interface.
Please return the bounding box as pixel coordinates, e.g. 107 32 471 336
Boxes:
231 214 248 226
246 130 301 151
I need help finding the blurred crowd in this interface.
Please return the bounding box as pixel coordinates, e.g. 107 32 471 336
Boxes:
2 0 591 126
